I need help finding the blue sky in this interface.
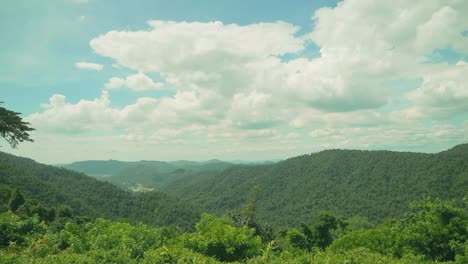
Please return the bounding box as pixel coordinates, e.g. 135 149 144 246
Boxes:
2 0 334 114
1 0 467 163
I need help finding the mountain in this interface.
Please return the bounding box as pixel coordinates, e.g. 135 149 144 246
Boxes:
0 152 200 230
62 159 234 191
7 143 466 230
61 160 174 179
163 144 468 227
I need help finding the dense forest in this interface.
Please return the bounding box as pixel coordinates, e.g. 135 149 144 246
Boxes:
62 159 234 191
0 152 200 229
63 144 468 227
0 144 467 262
166 144 468 227
1 185 466 263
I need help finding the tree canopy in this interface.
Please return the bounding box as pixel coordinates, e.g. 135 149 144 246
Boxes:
0 103 34 148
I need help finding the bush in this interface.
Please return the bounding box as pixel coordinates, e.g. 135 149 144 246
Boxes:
183 214 263 261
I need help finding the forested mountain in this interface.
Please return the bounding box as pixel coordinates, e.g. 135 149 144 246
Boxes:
2 144 467 231
62 159 234 190
163 144 468 227
0 151 200 229
0 146 467 263
62 160 175 179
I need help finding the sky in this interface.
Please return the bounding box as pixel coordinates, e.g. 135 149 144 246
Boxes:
1 0 468 164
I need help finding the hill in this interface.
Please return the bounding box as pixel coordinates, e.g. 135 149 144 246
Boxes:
7 144 467 229
0 151 200 230
163 144 468 227
62 159 234 191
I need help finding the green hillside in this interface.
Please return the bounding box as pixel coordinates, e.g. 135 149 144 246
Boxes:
164 144 468 227
62 159 234 190
0 152 200 230
61 160 176 179
0 146 467 263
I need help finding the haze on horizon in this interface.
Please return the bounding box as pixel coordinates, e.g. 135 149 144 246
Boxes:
1 0 468 164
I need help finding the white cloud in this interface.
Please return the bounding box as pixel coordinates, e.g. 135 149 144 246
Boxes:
105 72 163 91
303 0 468 111
90 20 304 73
88 2 468 115
28 92 116 133
75 61 103 71
21 1 468 162
404 61 468 118
310 0 468 56
308 121 468 152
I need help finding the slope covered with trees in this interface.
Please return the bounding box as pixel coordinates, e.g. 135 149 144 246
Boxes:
1 197 466 263
62 159 234 190
0 151 200 229
164 144 468 227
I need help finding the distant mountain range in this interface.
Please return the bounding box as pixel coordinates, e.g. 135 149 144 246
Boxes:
63 144 468 227
2 143 467 229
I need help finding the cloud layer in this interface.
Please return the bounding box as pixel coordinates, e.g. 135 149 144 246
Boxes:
22 0 468 162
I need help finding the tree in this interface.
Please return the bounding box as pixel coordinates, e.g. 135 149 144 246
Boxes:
330 198 467 261
287 211 343 251
0 102 34 148
183 214 262 261
9 190 25 212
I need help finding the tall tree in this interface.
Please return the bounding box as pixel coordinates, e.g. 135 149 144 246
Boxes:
0 103 34 148
9 190 25 212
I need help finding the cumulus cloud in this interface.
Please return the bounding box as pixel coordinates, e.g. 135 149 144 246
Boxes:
405 61 468 118
75 61 103 71
28 92 115 133
25 0 468 162
105 72 163 91
302 0 468 112
90 20 304 73
27 90 218 136
88 1 467 115
310 0 468 56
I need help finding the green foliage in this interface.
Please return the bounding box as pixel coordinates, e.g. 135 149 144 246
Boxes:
330 220 403 256
285 211 344 252
165 145 468 227
184 214 263 261
0 184 13 212
17 200 56 223
331 198 467 261
0 144 467 263
399 198 467 261
0 211 47 247
229 187 274 242
0 151 201 230
62 159 234 190
0 198 465 264
0 103 34 148
143 246 221 264
286 228 308 250
247 247 432 264
8 190 24 212
60 218 162 259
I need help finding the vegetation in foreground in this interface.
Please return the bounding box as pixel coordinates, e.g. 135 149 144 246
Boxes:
0 193 466 263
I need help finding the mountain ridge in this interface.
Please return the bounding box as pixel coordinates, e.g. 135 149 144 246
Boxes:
163 143 468 227
0 151 201 230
